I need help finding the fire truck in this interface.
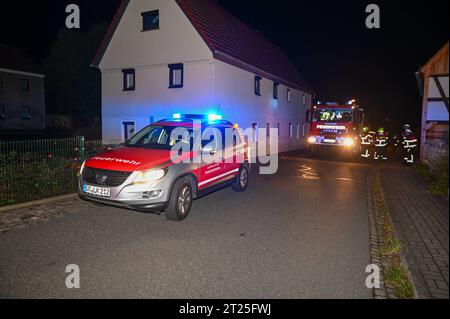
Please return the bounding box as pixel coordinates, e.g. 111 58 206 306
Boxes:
306 100 365 154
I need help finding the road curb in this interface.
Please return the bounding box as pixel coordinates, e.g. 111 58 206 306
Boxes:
0 194 78 214
366 170 390 299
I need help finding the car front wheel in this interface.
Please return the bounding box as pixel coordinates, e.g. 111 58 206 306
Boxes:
165 177 193 221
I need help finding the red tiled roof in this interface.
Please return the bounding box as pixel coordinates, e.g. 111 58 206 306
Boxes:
175 0 313 94
92 0 313 94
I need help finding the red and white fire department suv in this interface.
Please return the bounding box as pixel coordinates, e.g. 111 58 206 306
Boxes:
78 114 250 221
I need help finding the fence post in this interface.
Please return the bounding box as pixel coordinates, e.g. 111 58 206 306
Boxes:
80 136 86 164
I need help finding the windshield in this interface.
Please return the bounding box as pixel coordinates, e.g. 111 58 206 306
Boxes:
126 126 193 150
313 109 353 123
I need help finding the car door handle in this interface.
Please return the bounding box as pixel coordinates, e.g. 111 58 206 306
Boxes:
210 149 217 155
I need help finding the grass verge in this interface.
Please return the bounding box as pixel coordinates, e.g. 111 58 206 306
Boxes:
373 172 415 299
414 155 449 196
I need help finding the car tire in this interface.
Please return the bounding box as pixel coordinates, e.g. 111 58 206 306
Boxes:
232 165 249 192
165 177 193 221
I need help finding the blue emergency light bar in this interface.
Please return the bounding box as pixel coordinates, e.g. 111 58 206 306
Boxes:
172 113 223 122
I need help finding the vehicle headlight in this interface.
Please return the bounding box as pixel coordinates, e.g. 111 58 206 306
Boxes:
308 136 317 144
133 168 167 184
343 137 355 146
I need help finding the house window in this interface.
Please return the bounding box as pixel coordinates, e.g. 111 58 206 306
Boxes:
302 123 306 137
287 89 292 102
273 82 279 100
303 93 306 105
0 106 5 120
22 106 31 120
277 122 281 136
0 75 3 89
252 123 258 143
169 64 184 89
255 76 262 96
122 69 135 91
142 10 159 31
289 123 293 139
21 78 30 91
122 121 136 141
296 122 300 140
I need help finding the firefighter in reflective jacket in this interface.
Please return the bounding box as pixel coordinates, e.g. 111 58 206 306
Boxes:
374 127 389 160
360 126 374 159
395 124 418 165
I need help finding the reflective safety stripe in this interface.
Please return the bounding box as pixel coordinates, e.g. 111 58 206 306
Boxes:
198 168 239 187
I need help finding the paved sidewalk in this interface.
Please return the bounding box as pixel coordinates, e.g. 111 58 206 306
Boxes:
380 164 449 299
0 197 93 233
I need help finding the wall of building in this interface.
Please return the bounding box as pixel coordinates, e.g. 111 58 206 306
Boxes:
99 0 212 71
99 0 312 152
420 42 449 164
101 60 216 144
0 70 46 131
213 60 311 152
100 0 217 144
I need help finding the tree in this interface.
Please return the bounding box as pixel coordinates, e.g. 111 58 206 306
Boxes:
44 23 107 129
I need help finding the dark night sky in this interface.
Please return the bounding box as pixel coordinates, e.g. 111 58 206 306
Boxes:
1 0 448 131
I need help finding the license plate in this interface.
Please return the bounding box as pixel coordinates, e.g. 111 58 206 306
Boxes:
84 184 111 198
324 139 336 144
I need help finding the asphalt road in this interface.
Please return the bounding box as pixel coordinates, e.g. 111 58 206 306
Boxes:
0 156 372 299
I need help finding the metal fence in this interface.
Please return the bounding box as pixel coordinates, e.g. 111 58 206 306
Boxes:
0 137 104 207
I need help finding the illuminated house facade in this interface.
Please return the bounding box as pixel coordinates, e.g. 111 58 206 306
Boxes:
92 0 314 151
418 42 449 165
0 44 46 131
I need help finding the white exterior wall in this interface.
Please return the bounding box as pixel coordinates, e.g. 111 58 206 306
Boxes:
99 0 212 70
213 60 311 152
100 0 214 144
99 0 312 151
101 60 216 144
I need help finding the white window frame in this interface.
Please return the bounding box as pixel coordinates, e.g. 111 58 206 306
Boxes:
252 123 259 143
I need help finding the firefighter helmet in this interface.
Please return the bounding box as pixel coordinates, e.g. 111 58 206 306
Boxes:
377 127 385 134
363 126 369 133
403 124 411 131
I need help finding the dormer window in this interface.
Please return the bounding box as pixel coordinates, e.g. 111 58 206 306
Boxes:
142 10 159 31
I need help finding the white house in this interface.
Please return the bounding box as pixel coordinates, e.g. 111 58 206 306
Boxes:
91 0 314 152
